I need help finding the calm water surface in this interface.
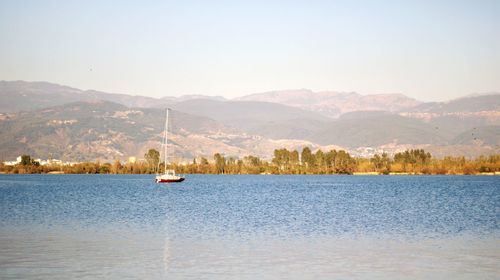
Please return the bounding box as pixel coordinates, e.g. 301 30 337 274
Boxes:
0 175 499 279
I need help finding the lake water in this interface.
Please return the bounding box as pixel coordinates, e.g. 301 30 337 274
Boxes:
0 174 499 279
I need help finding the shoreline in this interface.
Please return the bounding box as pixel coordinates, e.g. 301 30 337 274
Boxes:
1 172 499 176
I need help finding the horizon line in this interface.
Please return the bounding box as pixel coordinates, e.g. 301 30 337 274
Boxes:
2 79 500 103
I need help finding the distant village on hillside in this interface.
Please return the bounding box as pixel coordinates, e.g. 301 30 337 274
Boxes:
3 155 78 167
2 155 150 167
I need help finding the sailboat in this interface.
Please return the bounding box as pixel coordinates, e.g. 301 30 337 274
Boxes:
155 108 185 183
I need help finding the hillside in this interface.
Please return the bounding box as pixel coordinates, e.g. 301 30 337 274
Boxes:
0 101 330 161
311 114 450 148
0 81 225 112
236 89 422 117
398 94 500 135
170 99 330 132
409 94 500 113
0 101 234 161
451 126 500 146
0 81 498 160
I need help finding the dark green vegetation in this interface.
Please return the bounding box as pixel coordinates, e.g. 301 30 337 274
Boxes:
2 149 499 175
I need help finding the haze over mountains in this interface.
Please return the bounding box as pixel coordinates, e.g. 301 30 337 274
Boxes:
0 80 498 161
0 81 226 112
236 89 422 117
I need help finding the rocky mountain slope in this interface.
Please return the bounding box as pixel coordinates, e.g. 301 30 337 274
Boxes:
0 81 498 160
0 80 225 112
0 101 327 161
236 89 422 117
170 99 330 133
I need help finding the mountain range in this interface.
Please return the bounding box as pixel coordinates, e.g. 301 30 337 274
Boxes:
0 80 498 161
0 80 226 112
235 89 422 118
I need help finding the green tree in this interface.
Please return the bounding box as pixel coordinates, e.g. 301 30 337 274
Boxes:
315 149 325 173
144 149 160 173
199 157 210 173
110 160 122 174
272 148 290 173
214 153 226 174
243 155 262 174
20 155 38 166
371 152 391 174
394 149 432 173
290 150 300 173
301 147 315 172
333 150 355 174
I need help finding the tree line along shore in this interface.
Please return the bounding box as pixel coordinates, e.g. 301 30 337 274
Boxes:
1 148 499 175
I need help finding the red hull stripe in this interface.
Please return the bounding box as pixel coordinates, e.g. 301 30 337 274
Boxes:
156 178 185 183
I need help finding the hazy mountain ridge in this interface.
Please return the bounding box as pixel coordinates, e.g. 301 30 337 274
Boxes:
0 81 423 117
0 81 224 112
312 115 450 148
3 81 497 118
0 100 333 161
0 100 237 160
407 94 500 113
451 126 500 146
170 98 330 134
236 89 422 117
0 81 499 160
397 94 500 136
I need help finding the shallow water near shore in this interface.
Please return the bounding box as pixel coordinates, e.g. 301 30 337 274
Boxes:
0 174 499 279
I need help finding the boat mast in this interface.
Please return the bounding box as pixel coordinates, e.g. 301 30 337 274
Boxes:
164 108 169 174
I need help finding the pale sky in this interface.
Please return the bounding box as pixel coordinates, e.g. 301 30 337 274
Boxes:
1 0 499 101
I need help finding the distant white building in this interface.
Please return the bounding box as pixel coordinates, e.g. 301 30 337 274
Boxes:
3 156 22 166
35 159 63 166
47 159 63 166
128 157 137 164
3 156 67 166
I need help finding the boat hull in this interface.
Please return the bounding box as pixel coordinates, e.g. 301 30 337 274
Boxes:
156 177 185 183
